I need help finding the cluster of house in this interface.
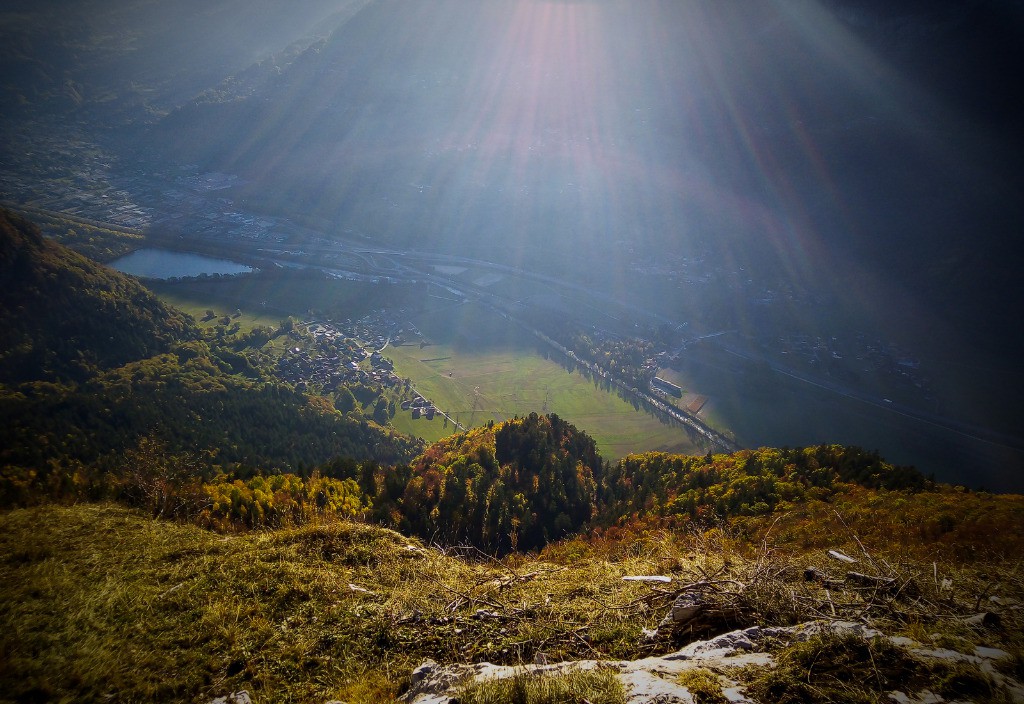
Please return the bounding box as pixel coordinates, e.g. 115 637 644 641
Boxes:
401 396 438 420
285 315 447 421
778 333 928 392
277 346 358 392
337 309 422 351
276 321 406 393
0 124 153 231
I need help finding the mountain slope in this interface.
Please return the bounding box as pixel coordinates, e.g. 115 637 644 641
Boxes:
0 209 421 488
0 208 196 384
0 0 369 122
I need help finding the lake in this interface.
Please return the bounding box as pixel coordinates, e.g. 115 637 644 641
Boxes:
109 248 254 279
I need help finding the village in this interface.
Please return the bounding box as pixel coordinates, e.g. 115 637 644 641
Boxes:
270 309 452 426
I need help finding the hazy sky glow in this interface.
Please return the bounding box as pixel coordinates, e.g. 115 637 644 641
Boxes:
3 0 1022 488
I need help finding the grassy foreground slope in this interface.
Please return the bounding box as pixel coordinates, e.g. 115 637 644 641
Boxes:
3 498 1023 703
0 503 725 702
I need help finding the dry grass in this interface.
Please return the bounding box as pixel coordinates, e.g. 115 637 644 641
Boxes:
457 667 625 704
1 504 687 701
741 627 1010 704
676 668 729 704
2 504 1021 702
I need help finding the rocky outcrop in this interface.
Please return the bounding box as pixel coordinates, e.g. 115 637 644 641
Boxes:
400 621 1024 704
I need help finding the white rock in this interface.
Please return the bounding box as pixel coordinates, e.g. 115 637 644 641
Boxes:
889 636 921 648
661 592 704 629
399 621 1024 704
410 660 439 686
209 692 251 704
828 549 858 563
621 670 693 703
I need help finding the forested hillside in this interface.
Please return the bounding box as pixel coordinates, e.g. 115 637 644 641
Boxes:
0 209 421 503
602 445 928 524
0 209 196 384
366 413 603 553
3 207 1016 563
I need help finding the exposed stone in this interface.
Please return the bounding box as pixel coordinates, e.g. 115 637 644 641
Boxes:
803 567 827 582
961 611 1001 628
619 670 693 704
974 646 1011 660
410 660 439 687
209 692 251 704
399 621 1024 704
401 625 786 703
658 592 706 630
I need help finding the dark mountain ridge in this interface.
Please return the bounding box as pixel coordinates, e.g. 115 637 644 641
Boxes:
0 209 421 486
0 209 196 384
0 0 367 122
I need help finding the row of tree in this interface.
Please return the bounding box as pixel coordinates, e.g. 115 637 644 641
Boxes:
3 408 945 555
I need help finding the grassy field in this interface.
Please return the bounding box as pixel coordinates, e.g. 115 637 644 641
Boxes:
149 272 418 327
153 292 282 333
388 343 697 459
382 299 699 459
388 406 454 444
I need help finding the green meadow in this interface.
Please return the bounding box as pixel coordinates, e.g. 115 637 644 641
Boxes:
147 272 419 328
388 345 700 458
151 292 282 333
386 300 699 459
